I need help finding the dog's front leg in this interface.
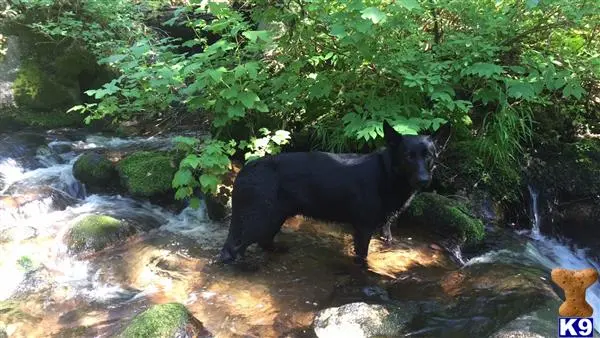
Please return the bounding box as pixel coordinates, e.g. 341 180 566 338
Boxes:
380 222 393 244
352 227 374 267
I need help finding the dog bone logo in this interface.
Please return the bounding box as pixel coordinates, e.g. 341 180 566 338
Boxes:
551 268 598 317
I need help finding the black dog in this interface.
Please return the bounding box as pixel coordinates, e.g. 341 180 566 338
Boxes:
218 121 451 266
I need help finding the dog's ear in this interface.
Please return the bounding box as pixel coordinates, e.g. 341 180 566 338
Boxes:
431 123 451 152
383 120 402 147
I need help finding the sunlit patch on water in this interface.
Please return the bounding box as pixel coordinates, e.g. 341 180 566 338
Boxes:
366 240 451 279
0 158 24 193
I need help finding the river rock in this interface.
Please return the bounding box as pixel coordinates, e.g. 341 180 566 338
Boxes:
120 303 212 338
401 192 485 249
65 214 136 254
313 302 419 338
404 263 560 337
117 151 178 200
0 186 78 226
489 300 559 338
73 152 118 192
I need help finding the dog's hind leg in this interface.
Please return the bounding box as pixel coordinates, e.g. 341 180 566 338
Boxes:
352 227 375 267
258 215 289 253
217 206 248 263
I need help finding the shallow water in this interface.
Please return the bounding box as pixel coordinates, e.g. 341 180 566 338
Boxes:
0 129 599 337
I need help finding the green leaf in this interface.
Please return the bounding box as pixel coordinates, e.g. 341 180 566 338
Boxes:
206 67 227 82
474 87 500 105
189 197 201 209
272 130 291 145
526 0 540 9
199 174 219 193
227 104 246 118
175 187 192 200
330 24 346 38
242 30 270 43
462 63 504 78
181 154 202 169
254 101 270 112
431 91 452 102
397 0 421 10
563 82 586 99
67 105 85 113
361 7 387 24
172 169 193 188
355 20 373 33
507 81 536 100
220 87 239 100
238 91 260 109
100 54 127 64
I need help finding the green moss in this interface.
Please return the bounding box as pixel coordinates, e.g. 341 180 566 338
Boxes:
73 152 117 188
436 140 522 205
66 214 135 254
54 326 92 338
118 151 177 198
16 256 34 271
120 303 190 338
12 60 76 111
406 192 485 245
0 300 40 324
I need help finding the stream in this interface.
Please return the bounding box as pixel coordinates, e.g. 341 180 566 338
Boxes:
0 128 599 337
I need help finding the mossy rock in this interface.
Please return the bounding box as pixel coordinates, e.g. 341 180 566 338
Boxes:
117 151 178 198
73 152 117 190
65 214 136 254
404 192 485 246
53 326 96 338
13 59 79 111
120 303 211 338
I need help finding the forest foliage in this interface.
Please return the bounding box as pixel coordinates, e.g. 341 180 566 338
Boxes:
1 0 599 206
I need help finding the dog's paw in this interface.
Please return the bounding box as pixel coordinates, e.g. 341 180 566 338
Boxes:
352 256 368 268
380 235 393 246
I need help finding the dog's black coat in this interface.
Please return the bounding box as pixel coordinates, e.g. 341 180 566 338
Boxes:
218 121 451 265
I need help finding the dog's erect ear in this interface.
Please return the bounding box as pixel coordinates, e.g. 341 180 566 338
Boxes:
383 120 402 147
431 122 452 152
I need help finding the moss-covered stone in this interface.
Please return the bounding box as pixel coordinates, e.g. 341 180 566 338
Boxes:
0 26 114 128
12 59 77 111
66 214 136 254
404 192 485 246
73 152 117 190
53 326 95 338
117 151 178 198
120 303 211 338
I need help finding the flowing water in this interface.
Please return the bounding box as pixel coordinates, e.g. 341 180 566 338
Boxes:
1 128 599 337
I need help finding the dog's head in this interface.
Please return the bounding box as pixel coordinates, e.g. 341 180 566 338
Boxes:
383 120 451 190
